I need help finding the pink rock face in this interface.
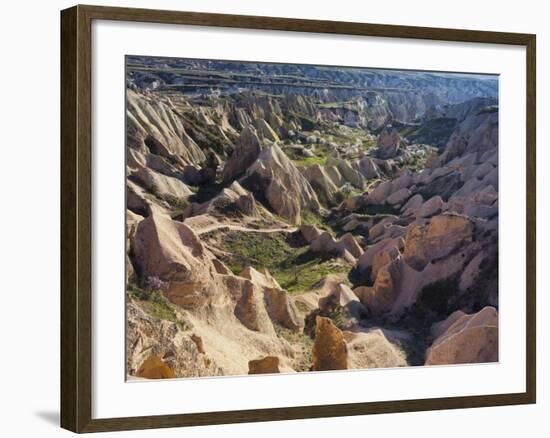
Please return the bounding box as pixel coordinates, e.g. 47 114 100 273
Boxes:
240 266 303 332
299 224 322 243
222 124 262 184
245 143 321 224
132 209 217 309
404 214 474 270
310 231 363 260
425 306 499 365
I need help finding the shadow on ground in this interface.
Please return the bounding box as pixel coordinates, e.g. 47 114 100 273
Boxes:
34 410 59 427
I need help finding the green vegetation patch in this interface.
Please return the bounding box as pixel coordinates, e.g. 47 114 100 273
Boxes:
275 252 350 293
323 125 377 152
300 209 338 234
303 305 350 339
181 110 235 156
274 324 313 372
291 155 327 167
283 142 332 168
127 283 179 323
213 230 349 293
408 151 429 172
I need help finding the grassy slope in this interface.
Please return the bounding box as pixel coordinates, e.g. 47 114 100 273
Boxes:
213 230 349 293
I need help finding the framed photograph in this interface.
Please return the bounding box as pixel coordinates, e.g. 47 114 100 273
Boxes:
60 4 536 433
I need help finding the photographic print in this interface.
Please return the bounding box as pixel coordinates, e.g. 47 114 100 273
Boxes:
125 56 499 380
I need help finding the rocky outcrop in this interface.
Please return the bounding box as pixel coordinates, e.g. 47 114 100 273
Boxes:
403 214 474 270
426 307 498 365
355 212 482 319
301 164 341 206
127 90 205 165
131 167 192 202
127 301 221 378
416 195 445 218
248 356 280 374
223 124 263 183
312 316 348 371
299 224 323 243
192 181 265 220
132 209 218 309
136 355 177 379
254 118 280 142
244 143 321 224
233 279 277 335
357 236 405 274
310 231 363 261
376 126 403 159
240 267 303 331
344 329 408 369
442 105 498 163
358 156 380 179
326 156 365 189
366 171 414 205
386 187 411 206
318 283 367 323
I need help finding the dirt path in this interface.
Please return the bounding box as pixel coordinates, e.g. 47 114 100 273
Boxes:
196 223 298 235
185 214 298 236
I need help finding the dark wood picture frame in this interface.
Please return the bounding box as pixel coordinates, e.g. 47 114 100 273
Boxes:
60 4 536 433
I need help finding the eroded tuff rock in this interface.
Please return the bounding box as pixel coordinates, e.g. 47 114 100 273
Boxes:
376 126 403 159
301 164 341 206
131 166 193 201
326 156 365 189
403 214 474 270
312 316 348 371
243 143 321 224
442 104 498 163
426 306 498 365
127 90 205 165
299 224 323 243
318 283 367 324
358 156 380 179
223 124 263 183
366 171 414 205
127 301 221 378
310 231 363 262
192 181 266 220
136 355 177 379
355 212 483 319
293 275 349 315
254 118 280 142
240 266 303 331
132 209 219 309
248 356 280 374
344 329 408 369
233 278 277 335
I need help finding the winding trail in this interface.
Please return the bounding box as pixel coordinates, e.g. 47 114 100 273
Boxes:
185 215 298 236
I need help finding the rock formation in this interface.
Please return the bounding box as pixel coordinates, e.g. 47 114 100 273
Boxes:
376 126 403 159
223 124 263 183
248 356 281 374
425 307 498 365
312 316 348 371
243 143 321 224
